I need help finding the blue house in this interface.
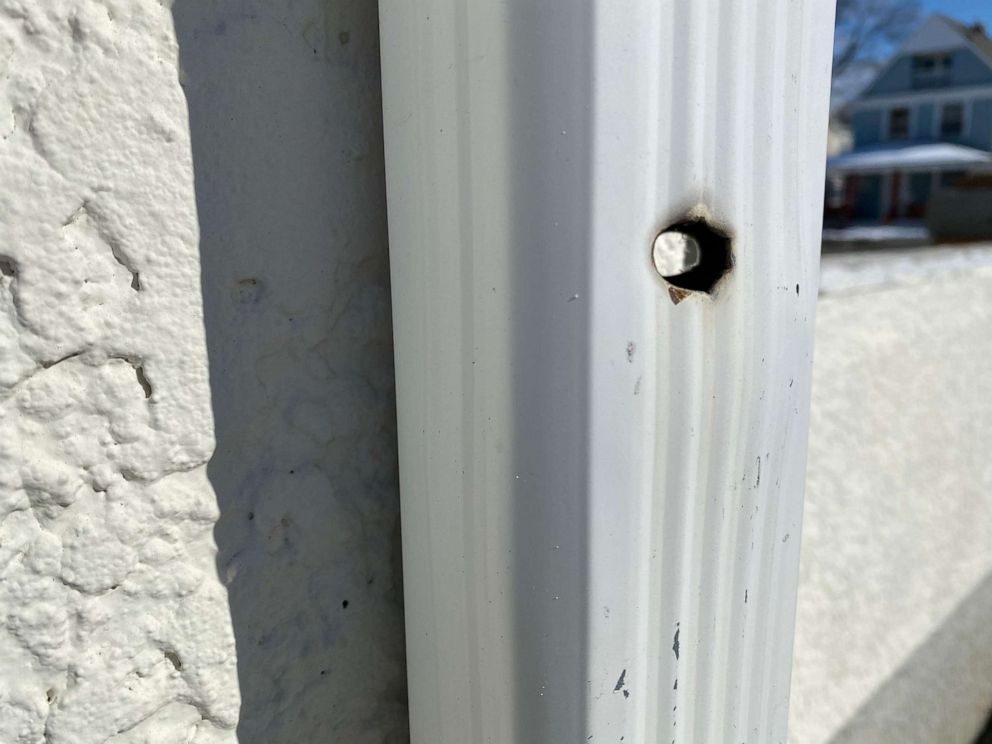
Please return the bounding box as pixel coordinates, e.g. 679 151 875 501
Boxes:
827 15 992 224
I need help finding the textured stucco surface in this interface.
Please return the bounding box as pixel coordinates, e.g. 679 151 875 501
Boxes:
0 2 238 741
790 262 992 744
0 1 406 742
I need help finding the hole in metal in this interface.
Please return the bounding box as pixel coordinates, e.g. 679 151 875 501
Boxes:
652 218 731 299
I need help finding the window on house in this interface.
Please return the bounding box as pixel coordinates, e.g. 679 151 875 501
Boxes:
912 53 953 88
889 108 910 139
940 103 965 137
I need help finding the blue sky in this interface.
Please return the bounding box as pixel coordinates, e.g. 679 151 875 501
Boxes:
921 0 992 30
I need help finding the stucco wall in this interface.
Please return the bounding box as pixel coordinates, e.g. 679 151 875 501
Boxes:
0 2 239 741
171 1 407 741
0 1 406 742
790 263 992 744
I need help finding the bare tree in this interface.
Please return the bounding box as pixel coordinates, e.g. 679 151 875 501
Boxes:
833 0 922 80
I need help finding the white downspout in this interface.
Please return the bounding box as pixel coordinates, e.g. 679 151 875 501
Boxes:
378 1 835 742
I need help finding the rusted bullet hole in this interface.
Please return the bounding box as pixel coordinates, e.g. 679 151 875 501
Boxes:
652 218 731 300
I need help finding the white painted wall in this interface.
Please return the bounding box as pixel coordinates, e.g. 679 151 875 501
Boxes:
0 2 238 741
0 1 406 742
791 262 992 744
171 1 407 741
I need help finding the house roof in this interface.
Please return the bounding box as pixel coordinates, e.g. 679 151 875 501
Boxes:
941 15 992 65
827 141 992 174
855 15 992 103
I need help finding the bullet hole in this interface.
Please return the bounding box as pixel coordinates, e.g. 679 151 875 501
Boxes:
164 650 183 671
320 669 327 676
0 256 16 277
652 217 732 303
247 511 254 521
342 599 349 609
46 689 56 704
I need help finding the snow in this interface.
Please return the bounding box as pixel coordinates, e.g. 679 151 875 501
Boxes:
827 141 992 173
822 224 931 243
819 242 992 294
792 263 992 744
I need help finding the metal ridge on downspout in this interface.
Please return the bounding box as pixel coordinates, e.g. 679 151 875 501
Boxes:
378 1 835 742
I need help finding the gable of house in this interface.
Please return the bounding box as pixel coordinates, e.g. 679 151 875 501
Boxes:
861 16 992 98
863 47 992 97
845 16 992 152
